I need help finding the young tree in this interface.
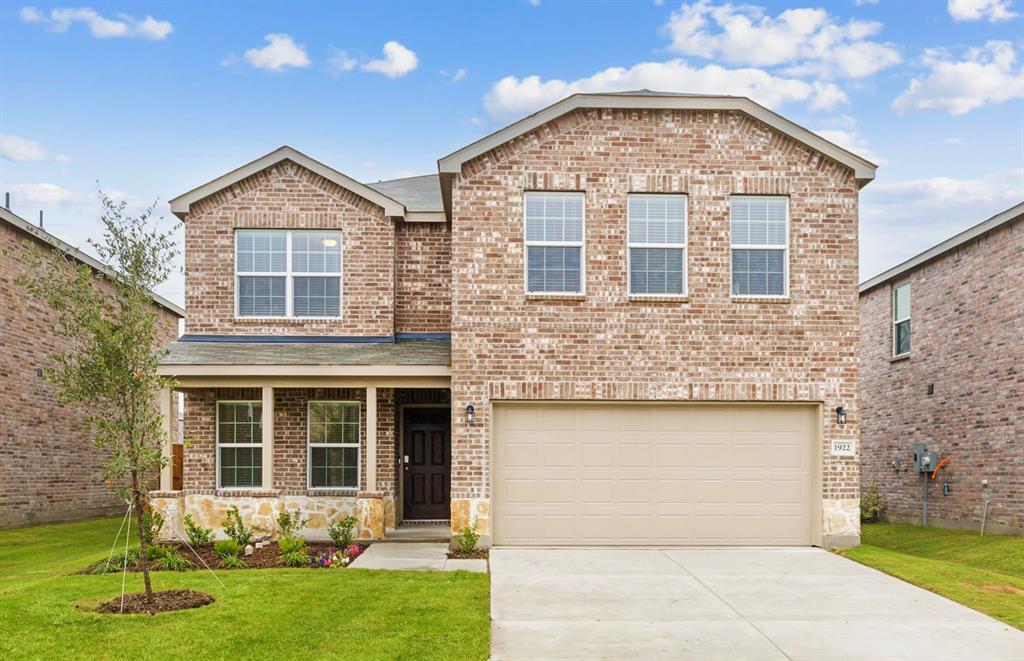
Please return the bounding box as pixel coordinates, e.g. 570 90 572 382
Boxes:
20 193 179 608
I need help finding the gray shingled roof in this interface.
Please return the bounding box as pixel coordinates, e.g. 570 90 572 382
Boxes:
366 174 443 213
160 340 451 366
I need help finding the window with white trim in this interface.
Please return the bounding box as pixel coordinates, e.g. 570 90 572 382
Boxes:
893 283 911 356
217 401 262 489
525 192 584 294
731 196 788 297
629 194 687 295
236 230 342 318
308 401 360 489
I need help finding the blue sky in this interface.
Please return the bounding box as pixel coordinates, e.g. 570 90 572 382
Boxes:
2 0 1022 305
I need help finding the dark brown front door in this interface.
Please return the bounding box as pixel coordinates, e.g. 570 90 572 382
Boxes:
403 408 451 520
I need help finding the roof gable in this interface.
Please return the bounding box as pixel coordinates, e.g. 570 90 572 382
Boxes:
170 146 406 219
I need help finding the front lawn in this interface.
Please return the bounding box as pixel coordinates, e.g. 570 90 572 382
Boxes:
839 523 1024 630
0 517 490 660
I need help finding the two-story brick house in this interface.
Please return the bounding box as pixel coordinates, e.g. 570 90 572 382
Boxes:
152 92 876 548
860 202 1023 536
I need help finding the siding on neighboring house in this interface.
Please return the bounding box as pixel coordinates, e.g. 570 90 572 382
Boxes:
860 215 1023 535
0 218 182 529
448 107 861 541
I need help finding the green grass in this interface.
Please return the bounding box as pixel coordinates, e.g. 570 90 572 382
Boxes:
0 517 490 660
839 523 1024 630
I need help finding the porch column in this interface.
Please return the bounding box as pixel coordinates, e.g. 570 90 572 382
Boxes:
366 386 377 492
159 387 174 491
261 386 274 491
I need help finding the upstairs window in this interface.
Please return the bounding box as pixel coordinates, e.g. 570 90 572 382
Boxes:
893 283 911 356
525 192 585 294
236 230 342 318
731 196 788 297
628 194 687 296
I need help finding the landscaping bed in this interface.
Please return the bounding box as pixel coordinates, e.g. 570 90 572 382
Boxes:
96 589 215 615
87 542 368 573
447 548 488 560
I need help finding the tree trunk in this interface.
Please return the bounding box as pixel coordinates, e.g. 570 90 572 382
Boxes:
132 471 155 613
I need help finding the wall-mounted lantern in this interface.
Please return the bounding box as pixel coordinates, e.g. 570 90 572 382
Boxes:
835 406 847 425
465 404 475 425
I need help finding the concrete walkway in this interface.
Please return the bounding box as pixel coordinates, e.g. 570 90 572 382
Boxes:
348 542 487 572
491 548 1024 660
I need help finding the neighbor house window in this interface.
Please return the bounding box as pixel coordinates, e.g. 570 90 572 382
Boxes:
731 196 788 297
236 230 342 318
525 192 584 294
629 194 687 295
893 282 911 356
308 402 360 489
217 401 262 489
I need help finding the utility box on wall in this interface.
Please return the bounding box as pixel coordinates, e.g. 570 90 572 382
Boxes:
912 443 940 473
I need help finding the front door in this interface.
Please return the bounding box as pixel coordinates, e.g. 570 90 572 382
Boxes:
403 408 451 520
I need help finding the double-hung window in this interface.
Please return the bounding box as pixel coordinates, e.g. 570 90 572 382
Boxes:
731 196 789 297
525 192 585 294
628 194 687 295
308 402 360 490
236 230 342 318
217 401 262 489
893 283 911 356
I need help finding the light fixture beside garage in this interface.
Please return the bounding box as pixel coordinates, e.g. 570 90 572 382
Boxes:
835 406 847 425
465 404 475 425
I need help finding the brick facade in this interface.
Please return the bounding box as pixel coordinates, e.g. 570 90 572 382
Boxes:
448 108 861 542
395 220 451 333
0 220 181 529
860 216 1023 535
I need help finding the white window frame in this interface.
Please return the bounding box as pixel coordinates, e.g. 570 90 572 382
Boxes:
234 229 343 319
306 400 361 491
523 191 586 295
729 195 790 298
215 400 263 491
627 193 688 297
892 282 911 357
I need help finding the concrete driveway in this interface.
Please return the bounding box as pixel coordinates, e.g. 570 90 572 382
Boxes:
490 548 1024 660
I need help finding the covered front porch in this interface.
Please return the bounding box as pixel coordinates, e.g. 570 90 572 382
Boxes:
150 338 453 543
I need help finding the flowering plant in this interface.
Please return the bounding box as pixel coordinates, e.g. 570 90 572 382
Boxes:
312 550 343 568
345 544 365 561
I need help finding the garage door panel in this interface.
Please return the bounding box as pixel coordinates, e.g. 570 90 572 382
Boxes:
492 403 816 546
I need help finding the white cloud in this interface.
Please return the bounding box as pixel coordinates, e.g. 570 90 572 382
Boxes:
664 1 900 79
22 6 173 40
815 129 886 164
484 59 847 123
0 134 71 162
8 183 89 208
327 48 357 76
860 168 1023 279
440 67 467 83
944 137 962 144
363 41 418 78
948 0 1018 22
528 0 541 5
892 41 1024 115
244 34 311 72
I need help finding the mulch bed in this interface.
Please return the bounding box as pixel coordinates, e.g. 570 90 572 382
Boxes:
87 542 365 573
447 548 488 560
96 589 215 614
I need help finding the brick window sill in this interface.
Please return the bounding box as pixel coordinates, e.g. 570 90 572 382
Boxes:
891 353 911 363
232 317 341 325
215 489 280 498
628 295 690 303
306 489 360 498
731 296 791 304
525 293 586 302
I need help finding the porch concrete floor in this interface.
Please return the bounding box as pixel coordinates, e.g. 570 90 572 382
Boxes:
490 547 1024 660
349 542 486 573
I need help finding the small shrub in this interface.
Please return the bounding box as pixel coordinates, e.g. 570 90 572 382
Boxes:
278 535 308 567
327 516 358 548
92 547 140 574
222 506 254 546
183 514 214 546
218 553 247 569
454 522 480 552
214 538 243 559
277 536 306 554
147 544 171 560
142 508 165 546
151 546 193 571
861 482 885 523
277 508 307 538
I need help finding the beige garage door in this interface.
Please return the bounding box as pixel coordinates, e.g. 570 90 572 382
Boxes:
492 403 817 546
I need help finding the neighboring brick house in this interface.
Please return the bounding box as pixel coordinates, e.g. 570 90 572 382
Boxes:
0 206 183 529
152 91 876 548
860 202 1023 536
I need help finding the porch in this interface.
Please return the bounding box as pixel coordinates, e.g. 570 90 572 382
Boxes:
151 337 454 543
